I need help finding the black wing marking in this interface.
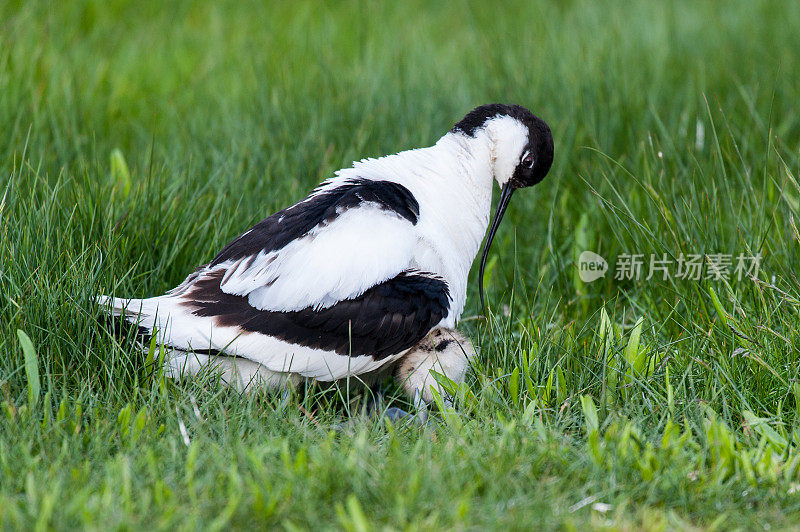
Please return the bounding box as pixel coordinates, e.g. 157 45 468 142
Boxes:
182 269 450 360
210 179 420 266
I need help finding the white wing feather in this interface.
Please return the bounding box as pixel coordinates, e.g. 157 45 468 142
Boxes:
216 203 418 312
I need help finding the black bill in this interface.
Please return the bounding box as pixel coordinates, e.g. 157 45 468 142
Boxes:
478 182 515 317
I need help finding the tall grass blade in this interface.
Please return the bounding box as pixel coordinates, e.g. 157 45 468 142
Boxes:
17 329 40 408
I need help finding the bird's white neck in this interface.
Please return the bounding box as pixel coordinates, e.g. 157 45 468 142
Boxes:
416 131 505 321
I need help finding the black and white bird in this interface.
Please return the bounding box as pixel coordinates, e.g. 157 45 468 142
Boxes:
99 103 553 412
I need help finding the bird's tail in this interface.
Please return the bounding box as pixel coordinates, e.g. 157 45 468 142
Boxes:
96 295 134 316
96 295 159 344
97 293 217 353
95 294 283 391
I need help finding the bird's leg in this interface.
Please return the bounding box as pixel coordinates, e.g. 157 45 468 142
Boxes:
363 381 388 417
371 388 427 426
362 378 418 424
413 388 429 424
393 328 476 415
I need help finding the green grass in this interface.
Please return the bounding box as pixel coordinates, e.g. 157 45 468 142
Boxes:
2 0 800 528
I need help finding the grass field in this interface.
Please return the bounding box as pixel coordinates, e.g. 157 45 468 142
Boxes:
2 0 800 528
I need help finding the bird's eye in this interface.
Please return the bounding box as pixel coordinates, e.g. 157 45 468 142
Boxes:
522 155 534 168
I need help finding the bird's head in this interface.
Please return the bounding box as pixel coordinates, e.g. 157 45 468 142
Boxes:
452 103 554 316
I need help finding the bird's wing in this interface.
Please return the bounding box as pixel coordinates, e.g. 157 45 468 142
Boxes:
202 179 422 312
